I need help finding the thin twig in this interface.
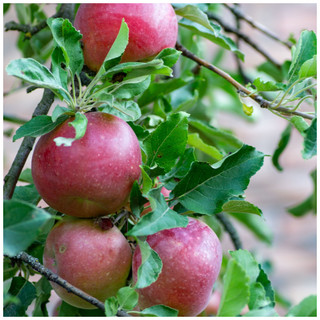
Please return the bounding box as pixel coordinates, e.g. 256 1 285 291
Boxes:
4 4 76 38
216 213 242 250
206 11 282 69
224 4 292 49
3 89 55 200
175 42 315 120
11 252 131 317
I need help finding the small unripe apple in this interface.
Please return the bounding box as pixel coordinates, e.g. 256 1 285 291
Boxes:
132 218 222 316
32 112 141 218
43 217 132 309
74 3 178 71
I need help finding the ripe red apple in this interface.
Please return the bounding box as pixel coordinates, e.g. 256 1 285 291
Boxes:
32 112 141 218
132 218 222 316
74 3 178 71
43 217 132 309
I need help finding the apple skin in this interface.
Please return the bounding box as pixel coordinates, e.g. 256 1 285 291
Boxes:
32 112 141 218
202 290 221 316
74 3 178 71
43 217 132 309
132 218 222 316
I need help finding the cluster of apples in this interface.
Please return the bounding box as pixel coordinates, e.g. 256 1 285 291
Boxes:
32 4 222 316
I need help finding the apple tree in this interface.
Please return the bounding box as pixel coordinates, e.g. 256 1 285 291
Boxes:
3 3 317 317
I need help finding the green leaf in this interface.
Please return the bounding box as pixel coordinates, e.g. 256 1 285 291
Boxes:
59 301 105 316
134 238 163 289
12 184 41 205
217 259 250 316
104 296 119 317
187 132 223 161
140 165 153 194
54 112 88 147
244 307 279 317
111 75 151 100
223 200 262 216
188 118 243 151
286 295 317 317
272 124 292 171
117 286 139 311
229 212 273 245
100 19 129 72
4 257 19 281
129 181 147 218
288 30 317 84
4 277 37 316
302 118 317 159
138 78 190 107
6 58 69 101
132 305 179 317
173 89 199 113
299 55 317 78
229 249 260 284
253 77 286 92
172 145 264 215
13 114 68 142
290 115 309 134
100 100 141 122
179 18 244 61
18 168 33 184
248 283 271 310
51 105 73 122
127 187 188 237
175 5 214 32
47 17 83 75
256 267 275 307
144 112 189 172
155 48 181 68
4 199 52 257
32 277 52 317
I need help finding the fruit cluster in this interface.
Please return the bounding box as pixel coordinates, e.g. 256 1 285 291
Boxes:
31 4 222 316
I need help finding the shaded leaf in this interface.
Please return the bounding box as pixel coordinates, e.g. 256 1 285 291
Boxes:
13 114 68 142
286 295 317 317
4 199 52 257
302 118 317 159
272 124 292 171
134 238 163 289
144 112 189 172
172 145 264 215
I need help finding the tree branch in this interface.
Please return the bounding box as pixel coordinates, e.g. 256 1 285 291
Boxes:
216 213 242 250
3 89 55 200
224 4 293 49
206 11 282 69
11 252 131 317
175 42 315 121
4 3 76 38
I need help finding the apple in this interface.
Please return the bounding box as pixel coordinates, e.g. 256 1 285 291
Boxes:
43 217 132 309
74 3 178 71
32 112 141 218
132 217 222 316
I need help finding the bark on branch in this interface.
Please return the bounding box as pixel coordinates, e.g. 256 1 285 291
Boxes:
10 252 131 317
175 42 315 121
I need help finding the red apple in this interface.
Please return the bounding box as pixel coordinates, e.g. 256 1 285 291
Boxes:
74 4 178 71
132 218 222 316
43 217 132 309
32 112 141 218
